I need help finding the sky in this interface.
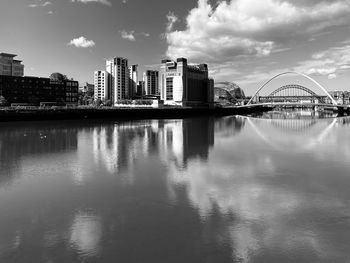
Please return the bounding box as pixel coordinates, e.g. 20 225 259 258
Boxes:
1 0 350 95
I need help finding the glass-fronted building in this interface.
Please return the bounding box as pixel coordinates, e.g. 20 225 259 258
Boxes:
0 75 78 106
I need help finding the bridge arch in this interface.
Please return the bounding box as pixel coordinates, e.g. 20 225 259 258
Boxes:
247 72 338 106
267 84 326 103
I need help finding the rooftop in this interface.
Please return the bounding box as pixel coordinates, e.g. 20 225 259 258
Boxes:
0 53 17 58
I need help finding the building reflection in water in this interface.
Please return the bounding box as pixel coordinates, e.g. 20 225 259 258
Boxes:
1 116 350 262
69 211 102 258
0 123 78 185
90 117 217 176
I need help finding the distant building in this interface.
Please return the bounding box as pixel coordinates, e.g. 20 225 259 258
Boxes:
106 57 129 104
80 82 94 94
129 64 138 99
143 70 159 96
0 53 24 77
136 80 145 97
328 91 350 105
94 71 110 101
0 75 78 105
160 58 214 107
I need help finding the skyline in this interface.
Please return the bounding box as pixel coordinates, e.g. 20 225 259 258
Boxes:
1 0 350 95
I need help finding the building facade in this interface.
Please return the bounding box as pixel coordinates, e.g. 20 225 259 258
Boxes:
94 70 109 101
136 81 145 97
106 57 129 104
0 53 24 77
160 58 214 107
129 64 138 99
0 75 78 105
143 70 159 96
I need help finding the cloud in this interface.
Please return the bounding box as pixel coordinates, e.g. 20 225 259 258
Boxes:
71 0 112 6
166 12 179 33
141 32 150 37
68 36 96 48
120 30 136 41
42 1 52 6
165 0 350 63
28 1 52 7
294 42 350 79
122 0 127 3
328 73 337 79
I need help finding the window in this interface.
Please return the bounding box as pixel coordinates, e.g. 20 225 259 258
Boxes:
166 78 173 100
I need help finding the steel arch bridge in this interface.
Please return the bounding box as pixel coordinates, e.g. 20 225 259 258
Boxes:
260 84 327 104
247 72 338 106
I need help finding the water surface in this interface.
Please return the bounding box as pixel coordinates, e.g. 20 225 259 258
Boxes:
0 113 350 262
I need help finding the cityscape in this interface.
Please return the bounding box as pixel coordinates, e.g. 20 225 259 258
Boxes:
1 52 350 111
1 1 350 263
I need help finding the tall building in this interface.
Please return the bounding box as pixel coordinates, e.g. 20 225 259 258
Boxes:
94 70 110 101
143 70 159 96
106 57 129 104
0 53 24 77
129 64 138 98
160 58 214 107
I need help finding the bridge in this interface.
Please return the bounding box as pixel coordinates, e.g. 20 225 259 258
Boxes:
242 72 349 112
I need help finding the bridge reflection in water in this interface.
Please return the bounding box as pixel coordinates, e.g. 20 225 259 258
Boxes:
242 111 340 151
1 115 350 263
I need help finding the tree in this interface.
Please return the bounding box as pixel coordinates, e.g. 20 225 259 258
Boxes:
103 99 112 107
50 72 68 82
0 96 8 106
94 98 102 107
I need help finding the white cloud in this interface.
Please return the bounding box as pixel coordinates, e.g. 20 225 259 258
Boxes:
71 0 112 6
328 73 337 79
122 0 127 3
165 0 350 63
141 32 150 37
295 43 350 78
166 12 179 33
120 30 136 41
68 36 96 48
28 1 52 7
42 1 52 6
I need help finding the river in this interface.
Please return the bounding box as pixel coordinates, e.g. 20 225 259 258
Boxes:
0 112 350 262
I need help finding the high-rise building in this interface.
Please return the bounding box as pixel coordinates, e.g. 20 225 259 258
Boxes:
94 71 110 101
143 70 159 96
0 53 24 77
129 64 138 98
160 58 214 107
106 57 129 104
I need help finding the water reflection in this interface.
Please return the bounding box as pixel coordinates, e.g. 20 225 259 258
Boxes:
70 211 102 257
0 115 350 262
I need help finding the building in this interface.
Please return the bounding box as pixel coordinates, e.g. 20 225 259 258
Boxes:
80 82 94 94
160 58 214 107
94 71 109 101
0 75 78 106
143 70 159 96
136 81 145 97
129 65 138 98
0 53 24 77
106 57 129 104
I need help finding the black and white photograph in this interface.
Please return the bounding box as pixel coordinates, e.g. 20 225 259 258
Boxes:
1 0 350 262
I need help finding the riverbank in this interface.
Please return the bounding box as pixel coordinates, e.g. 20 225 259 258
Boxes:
0 106 272 122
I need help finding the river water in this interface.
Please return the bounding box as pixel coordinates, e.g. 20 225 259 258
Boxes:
0 112 350 262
